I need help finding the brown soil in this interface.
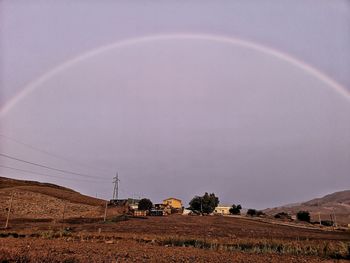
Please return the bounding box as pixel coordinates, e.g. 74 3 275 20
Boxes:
1 215 349 262
3 215 349 241
0 177 349 262
0 176 107 219
0 237 341 263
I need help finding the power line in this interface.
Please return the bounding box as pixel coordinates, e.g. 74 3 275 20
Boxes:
0 153 107 180
0 164 107 183
0 134 111 175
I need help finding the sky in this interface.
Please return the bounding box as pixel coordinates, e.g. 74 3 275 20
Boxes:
0 1 349 209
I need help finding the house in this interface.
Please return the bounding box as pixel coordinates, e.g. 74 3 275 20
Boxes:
214 205 231 215
163 197 182 209
129 204 138 210
127 198 140 205
127 198 140 211
153 203 171 215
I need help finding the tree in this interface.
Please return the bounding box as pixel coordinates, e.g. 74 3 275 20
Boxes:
320 220 333 227
138 198 153 211
189 192 219 214
274 212 291 220
229 204 242 215
297 211 310 222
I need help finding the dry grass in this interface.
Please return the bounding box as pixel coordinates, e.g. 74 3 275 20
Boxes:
154 236 350 259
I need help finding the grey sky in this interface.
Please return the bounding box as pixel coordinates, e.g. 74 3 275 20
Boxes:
0 1 349 209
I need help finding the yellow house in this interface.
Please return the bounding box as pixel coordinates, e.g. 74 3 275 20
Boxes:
163 197 182 209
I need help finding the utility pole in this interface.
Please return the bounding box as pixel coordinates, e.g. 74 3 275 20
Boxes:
104 201 108 222
5 192 13 229
318 212 321 226
113 172 120 200
62 201 67 223
330 213 334 226
200 197 203 215
332 208 337 227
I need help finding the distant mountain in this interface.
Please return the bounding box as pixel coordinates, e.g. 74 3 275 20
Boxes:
303 190 350 206
264 190 350 226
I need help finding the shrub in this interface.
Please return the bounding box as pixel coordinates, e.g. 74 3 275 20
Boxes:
274 212 291 220
247 209 257 216
321 220 333 227
297 211 310 222
256 210 265 217
229 204 242 215
247 209 265 217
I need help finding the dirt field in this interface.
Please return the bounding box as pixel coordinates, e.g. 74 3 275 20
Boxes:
1 215 349 262
0 237 340 263
1 177 349 262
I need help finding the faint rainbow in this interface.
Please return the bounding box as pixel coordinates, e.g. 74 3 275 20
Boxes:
1 33 349 118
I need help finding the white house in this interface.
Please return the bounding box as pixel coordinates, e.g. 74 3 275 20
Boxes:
214 205 231 215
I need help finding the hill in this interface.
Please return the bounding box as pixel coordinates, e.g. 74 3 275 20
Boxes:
0 176 106 220
264 190 350 226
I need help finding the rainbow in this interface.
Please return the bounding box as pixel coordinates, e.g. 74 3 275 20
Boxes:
1 33 349 117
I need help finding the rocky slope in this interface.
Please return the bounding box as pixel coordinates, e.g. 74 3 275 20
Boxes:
0 176 106 219
264 190 350 226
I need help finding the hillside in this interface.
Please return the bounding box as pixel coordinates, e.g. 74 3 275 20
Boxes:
0 176 106 220
264 190 350 226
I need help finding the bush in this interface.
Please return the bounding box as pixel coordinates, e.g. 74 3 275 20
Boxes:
229 204 242 215
321 220 333 226
247 209 257 216
297 211 310 222
247 209 265 217
274 212 291 220
256 210 265 217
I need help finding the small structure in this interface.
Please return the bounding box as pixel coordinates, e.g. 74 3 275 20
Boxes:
127 198 140 204
154 203 166 210
133 210 147 217
182 208 192 215
129 204 138 210
109 199 129 206
154 203 171 215
214 205 231 215
150 209 165 216
127 198 140 211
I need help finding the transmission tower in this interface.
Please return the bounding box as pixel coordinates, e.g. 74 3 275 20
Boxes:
112 172 120 200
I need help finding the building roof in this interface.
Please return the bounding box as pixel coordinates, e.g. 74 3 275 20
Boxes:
215 204 232 208
163 197 182 202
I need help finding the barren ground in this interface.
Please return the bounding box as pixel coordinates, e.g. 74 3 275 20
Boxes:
1 177 349 262
1 215 349 262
